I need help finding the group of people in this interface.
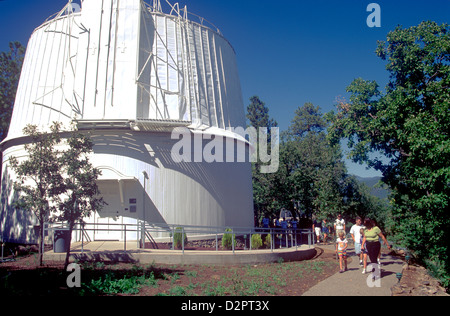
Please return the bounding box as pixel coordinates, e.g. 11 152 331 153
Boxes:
261 215 301 230
314 214 391 275
312 214 345 244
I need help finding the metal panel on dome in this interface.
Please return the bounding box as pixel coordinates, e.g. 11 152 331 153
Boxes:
6 0 245 140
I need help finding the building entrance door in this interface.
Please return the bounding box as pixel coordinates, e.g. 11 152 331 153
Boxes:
94 182 123 241
94 211 122 241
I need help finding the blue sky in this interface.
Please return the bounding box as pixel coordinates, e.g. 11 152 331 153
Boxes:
1 0 449 177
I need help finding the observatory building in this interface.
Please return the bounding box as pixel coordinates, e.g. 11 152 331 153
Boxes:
0 0 253 244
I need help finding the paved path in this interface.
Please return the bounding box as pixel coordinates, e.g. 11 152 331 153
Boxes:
303 244 404 296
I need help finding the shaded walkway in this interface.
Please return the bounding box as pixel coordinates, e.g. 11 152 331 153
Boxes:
303 243 404 296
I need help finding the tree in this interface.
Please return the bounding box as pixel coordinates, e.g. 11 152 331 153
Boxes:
246 96 279 223
1 42 25 183
0 42 25 141
342 176 391 231
289 102 327 139
328 21 450 287
9 123 104 268
246 96 278 133
9 123 65 266
56 126 105 269
286 103 349 221
247 99 390 231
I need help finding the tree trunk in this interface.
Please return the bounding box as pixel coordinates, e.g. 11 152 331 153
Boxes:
38 219 44 266
64 222 74 270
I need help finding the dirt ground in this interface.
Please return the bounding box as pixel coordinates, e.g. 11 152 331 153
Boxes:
139 246 340 296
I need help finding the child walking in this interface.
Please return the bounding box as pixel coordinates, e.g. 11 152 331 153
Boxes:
336 231 348 273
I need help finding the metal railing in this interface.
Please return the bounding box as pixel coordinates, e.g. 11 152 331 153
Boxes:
44 222 315 254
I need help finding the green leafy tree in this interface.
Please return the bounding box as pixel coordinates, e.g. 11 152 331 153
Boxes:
289 102 327 138
56 126 105 269
1 42 25 183
246 96 279 223
10 123 104 267
246 96 278 133
0 42 25 141
285 103 349 221
342 176 391 231
9 123 65 266
247 98 390 231
328 21 450 286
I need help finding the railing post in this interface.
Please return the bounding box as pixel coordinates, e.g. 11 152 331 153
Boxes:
215 233 218 251
137 222 140 249
232 229 235 254
271 229 273 252
124 224 127 251
81 224 84 254
182 227 185 254
171 226 174 250
295 229 297 250
285 229 288 248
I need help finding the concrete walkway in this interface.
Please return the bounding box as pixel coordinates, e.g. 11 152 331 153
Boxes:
303 244 404 296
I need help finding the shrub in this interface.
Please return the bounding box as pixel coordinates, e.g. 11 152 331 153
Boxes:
264 234 272 249
425 257 450 290
81 271 157 295
222 228 236 250
251 234 263 249
173 227 187 249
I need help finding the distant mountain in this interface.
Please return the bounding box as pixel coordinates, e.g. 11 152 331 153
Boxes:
354 176 390 200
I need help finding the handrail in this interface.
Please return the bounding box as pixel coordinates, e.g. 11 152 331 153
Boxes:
44 222 315 253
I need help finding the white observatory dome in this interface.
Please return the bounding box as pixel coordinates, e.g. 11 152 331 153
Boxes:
1 0 253 244
7 0 246 138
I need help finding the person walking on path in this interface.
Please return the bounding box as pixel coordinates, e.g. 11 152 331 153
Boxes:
302 240 404 296
350 217 364 266
360 228 368 274
336 231 348 273
362 218 391 278
321 219 329 244
313 217 322 244
334 213 345 235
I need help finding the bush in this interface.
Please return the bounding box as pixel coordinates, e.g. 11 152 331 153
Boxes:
81 271 157 295
251 234 263 249
222 228 236 250
425 257 450 290
173 227 187 249
264 234 272 249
